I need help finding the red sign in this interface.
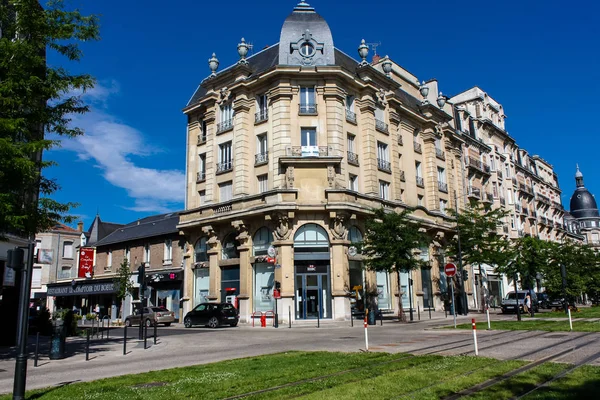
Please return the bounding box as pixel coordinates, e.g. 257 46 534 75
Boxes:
265 257 276 264
273 289 281 299
78 247 95 278
444 263 457 277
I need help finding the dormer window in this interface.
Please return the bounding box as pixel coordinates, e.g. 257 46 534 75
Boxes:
300 42 315 57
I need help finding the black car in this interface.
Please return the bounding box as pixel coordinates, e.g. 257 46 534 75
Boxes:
184 302 239 328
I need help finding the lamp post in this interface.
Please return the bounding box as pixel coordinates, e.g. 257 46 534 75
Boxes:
454 192 468 315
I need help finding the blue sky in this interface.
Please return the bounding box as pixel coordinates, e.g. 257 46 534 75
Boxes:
47 0 600 229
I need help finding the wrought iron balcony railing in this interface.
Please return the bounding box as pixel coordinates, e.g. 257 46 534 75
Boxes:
346 109 356 123
196 171 206 182
255 152 268 165
375 119 388 133
435 147 445 160
197 134 207 145
216 161 233 173
217 119 233 133
377 158 391 172
438 181 448 193
416 176 424 188
413 141 422 153
255 110 268 124
299 103 317 115
347 151 359 165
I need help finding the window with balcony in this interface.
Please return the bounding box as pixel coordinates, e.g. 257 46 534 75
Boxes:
218 103 233 133
346 95 356 123
255 94 268 123
507 189 513 204
299 87 316 114
379 180 390 200
375 107 388 133
62 241 73 258
217 142 233 173
493 182 498 198
347 134 358 165
198 120 207 144
300 127 318 156
349 174 358 192
197 154 206 182
416 161 424 187
437 167 447 193
219 181 233 202
256 134 268 165
199 190 206 205
258 174 268 193
505 163 511 178
435 138 445 159
377 142 390 171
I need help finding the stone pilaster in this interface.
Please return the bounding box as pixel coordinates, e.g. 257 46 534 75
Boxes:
203 105 216 204
324 86 345 188
232 220 251 322
233 95 253 197
203 225 221 301
357 97 378 195
389 110 402 201
422 129 438 210
268 84 294 189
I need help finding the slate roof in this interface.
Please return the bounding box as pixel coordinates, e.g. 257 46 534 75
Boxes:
84 215 125 246
93 212 181 247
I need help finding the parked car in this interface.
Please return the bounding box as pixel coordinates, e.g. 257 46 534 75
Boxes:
125 307 175 327
537 292 551 309
184 302 239 328
501 291 538 313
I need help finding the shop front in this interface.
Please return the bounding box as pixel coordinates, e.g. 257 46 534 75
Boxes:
193 237 209 307
47 278 118 319
145 270 183 321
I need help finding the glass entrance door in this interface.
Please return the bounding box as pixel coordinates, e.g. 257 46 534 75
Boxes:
295 273 330 319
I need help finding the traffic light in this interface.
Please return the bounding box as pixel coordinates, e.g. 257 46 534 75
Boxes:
137 263 146 286
274 280 281 290
7 248 24 270
463 270 469 281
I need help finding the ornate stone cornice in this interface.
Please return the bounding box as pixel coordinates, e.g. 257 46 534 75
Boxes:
267 85 294 101
272 212 293 241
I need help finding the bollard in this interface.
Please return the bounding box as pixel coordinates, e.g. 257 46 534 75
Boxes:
34 332 40 367
86 329 90 361
154 323 157 345
428 305 432 320
288 306 292 329
417 302 421 321
144 323 148 349
317 310 320 328
486 307 491 330
260 313 266 328
364 312 369 351
351 311 354 327
471 319 479 356
101 319 104 340
107 319 110 340
123 325 127 356
568 308 573 331
380 311 383 326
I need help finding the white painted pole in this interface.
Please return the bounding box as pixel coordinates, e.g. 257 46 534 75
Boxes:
568 308 573 331
472 319 479 356
364 313 369 351
486 308 491 330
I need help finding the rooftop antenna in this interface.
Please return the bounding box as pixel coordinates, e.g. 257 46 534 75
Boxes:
247 41 254 56
366 42 382 56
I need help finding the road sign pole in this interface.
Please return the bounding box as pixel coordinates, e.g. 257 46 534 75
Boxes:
451 282 457 329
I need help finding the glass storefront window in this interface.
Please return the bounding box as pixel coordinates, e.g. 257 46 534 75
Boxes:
253 227 272 256
195 238 208 262
222 233 240 260
254 263 274 312
376 271 391 310
421 267 433 308
399 271 410 309
194 268 209 306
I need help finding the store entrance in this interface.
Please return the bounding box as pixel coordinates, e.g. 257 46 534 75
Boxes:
295 265 330 319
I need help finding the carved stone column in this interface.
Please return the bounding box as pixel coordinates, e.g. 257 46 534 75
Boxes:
357 96 378 195
203 225 221 301
233 220 251 322
421 128 438 210
268 85 294 189
329 212 350 320
233 95 253 197
271 212 294 323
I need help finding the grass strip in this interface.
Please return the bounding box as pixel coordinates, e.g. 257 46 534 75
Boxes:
451 319 600 332
521 365 600 399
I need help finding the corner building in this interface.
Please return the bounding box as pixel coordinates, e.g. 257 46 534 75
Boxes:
179 2 470 322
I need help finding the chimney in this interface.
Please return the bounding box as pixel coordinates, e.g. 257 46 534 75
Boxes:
77 221 84 232
372 54 381 64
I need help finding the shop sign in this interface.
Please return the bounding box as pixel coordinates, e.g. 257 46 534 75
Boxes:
267 245 276 257
147 271 182 282
2 266 16 287
78 247 94 278
47 281 116 296
307 265 316 272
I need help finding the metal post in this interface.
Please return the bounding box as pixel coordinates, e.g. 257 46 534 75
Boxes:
408 275 414 321
154 323 157 345
454 192 468 315
514 273 521 322
428 303 432 320
123 325 127 356
144 323 148 349
34 333 39 368
288 306 291 329
417 301 420 321
86 329 90 361
101 319 104 340
561 264 568 315
380 311 383 326
13 241 34 400
486 307 491 330
274 297 279 328
317 302 320 328
568 308 573 331
107 319 110 340
139 306 145 340
471 319 479 356
351 310 354 327
364 312 369 351
451 282 457 328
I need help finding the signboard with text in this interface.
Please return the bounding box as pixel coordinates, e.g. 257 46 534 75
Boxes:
78 247 95 278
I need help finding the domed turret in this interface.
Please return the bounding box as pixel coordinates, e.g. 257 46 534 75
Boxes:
278 1 335 66
569 166 599 219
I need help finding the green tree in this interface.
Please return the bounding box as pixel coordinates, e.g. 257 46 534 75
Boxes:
113 259 134 319
447 200 511 312
360 208 430 322
497 235 551 296
0 0 99 238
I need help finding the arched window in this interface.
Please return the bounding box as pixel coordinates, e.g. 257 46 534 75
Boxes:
348 226 363 244
253 227 272 256
194 238 208 263
293 223 329 249
222 233 240 260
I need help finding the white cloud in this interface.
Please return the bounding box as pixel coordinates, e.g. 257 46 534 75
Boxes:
58 81 185 214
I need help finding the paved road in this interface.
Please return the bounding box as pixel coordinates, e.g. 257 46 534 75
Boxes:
1 312 599 395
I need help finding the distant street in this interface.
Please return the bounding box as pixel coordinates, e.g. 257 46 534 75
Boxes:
1 311 600 395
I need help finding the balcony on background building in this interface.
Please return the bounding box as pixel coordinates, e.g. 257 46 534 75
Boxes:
518 229 525 237
299 103 317 115
413 141 422 153
465 156 491 175
255 109 268 124
484 192 493 203
217 119 233 134
216 160 233 173
535 193 551 206
345 109 356 124
286 145 331 157
539 216 549 225
377 158 391 172
496 170 503 179
503 225 509 234
400 170 406 182
197 134 207 145
375 119 388 133
416 176 424 188
512 177 518 186
522 207 529 216
196 171 206 183
347 151 359 165
514 203 522 213
530 210 538 218
500 197 506 205
255 152 268 166
435 147 445 160
467 185 481 199
438 181 448 193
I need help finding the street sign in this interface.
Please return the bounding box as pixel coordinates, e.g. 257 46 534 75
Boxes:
267 245 276 257
445 263 457 277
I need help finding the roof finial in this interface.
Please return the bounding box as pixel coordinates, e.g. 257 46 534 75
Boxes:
294 1 315 11
575 164 584 187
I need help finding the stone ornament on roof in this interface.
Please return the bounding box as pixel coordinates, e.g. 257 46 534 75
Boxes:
290 29 324 66
218 87 231 104
208 53 219 77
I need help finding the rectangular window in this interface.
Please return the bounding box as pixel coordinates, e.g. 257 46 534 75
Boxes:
510 215 515 229
415 161 422 178
346 95 354 111
199 190 206 205
218 142 233 172
347 134 355 153
58 266 72 280
440 199 447 213
107 250 112 268
164 239 173 264
507 189 513 204
201 120 207 139
220 103 233 123
418 195 424 206
349 174 358 191
257 134 268 154
375 106 384 121
377 142 389 162
257 94 267 113
125 246 131 263
301 127 318 156
299 87 316 113
198 154 206 180
505 163 510 177
62 241 73 259
144 244 150 263
493 182 498 198
219 181 233 202
258 174 268 193
34 240 42 257
490 157 496 171
379 180 389 200
437 167 446 183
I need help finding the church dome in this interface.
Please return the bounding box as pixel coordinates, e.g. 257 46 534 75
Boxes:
278 2 335 66
569 166 599 219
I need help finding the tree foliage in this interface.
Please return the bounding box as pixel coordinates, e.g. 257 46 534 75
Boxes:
0 0 99 238
114 259 133 303
360 208 431 274
497 235 551 290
